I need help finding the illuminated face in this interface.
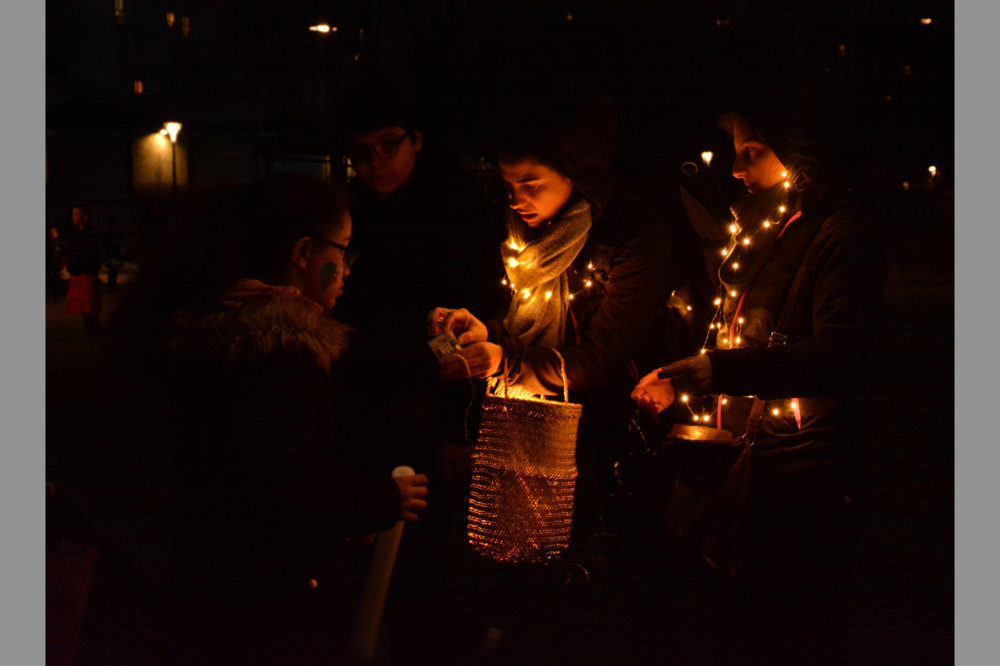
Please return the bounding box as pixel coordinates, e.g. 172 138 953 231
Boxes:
301 213 353 311
730 117 787 194
350 126 422 196
499 159 574 228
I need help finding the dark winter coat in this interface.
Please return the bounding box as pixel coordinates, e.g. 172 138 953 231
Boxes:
709 193 886 485
164 291 401 663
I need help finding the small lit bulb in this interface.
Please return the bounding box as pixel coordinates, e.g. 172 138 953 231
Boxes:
703 414 712 422
781 171 788 178
568 293 575 300
920 17 932 25
721 398 728 405
763 220 772 228
709 323 716 329
735 336 741 344
928 165 937 176
790 400 799 409
779 205 787 213
737 317 744 324
692 415 701 423
730 290 737 297
507 258 519 268
701 151 714 166
585 280 593 287
722 337 729 344
721 248 729 257
728 223 738 234
700 348 707 354
501 278 508 286
784 181 791 189
771 407 780 416
521 289 531 300
680 394 689 403
587 262 595 270
544 290 553 300
713 297 722 306
686 305 692 311
732 262 740 270
742 238 751 246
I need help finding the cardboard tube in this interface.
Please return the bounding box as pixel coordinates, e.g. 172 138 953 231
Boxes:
349 465 414 662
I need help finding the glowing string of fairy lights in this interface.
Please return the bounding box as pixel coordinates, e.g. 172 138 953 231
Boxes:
677 170 805 426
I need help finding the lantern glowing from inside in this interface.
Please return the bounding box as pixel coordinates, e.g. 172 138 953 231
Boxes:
467 394 581 563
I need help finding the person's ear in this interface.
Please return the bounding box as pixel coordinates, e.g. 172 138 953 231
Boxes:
411 130 423 153
290 236 312 269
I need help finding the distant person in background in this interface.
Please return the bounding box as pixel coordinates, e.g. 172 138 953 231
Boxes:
46 225 67 303
63 204 103 335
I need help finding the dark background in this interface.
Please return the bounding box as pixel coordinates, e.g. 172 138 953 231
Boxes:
45 1 954 664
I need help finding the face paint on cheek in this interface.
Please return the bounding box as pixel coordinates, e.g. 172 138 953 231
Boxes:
320 262 340 290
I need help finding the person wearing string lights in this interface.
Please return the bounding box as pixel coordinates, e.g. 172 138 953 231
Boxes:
631 81 886 666
429 88 707 540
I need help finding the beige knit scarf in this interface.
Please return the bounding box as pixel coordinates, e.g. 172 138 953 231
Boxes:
499 197 592 350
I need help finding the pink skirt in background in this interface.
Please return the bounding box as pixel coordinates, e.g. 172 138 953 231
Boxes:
65 274 102 315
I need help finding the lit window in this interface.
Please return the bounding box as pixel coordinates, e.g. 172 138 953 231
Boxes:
166 12 175 28
133 80 143 94
181 16 191 37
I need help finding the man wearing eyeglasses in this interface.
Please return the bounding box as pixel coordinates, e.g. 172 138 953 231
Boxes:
348 126 423 197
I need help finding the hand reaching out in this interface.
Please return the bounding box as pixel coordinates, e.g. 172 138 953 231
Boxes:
631 353 713 419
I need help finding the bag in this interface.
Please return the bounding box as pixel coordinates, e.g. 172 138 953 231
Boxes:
663 423 752 579
466 350 582 563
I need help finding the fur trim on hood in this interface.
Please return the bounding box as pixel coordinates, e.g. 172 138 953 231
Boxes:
169 291 352 375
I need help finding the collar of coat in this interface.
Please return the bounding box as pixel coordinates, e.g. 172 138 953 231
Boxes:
170 291 352 376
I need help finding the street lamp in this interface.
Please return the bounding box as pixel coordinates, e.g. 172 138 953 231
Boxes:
160 121 182 199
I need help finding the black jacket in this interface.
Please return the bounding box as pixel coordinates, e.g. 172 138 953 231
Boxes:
709 194 886 483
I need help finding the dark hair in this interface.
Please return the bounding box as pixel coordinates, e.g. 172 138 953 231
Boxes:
340 77 423 137
720 77 865 191
241 172 352 284
494 85 617 215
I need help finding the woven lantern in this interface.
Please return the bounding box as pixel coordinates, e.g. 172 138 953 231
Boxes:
467 362 582 563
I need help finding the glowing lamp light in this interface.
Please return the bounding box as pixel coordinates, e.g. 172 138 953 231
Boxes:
701 151 714 167
507 258 519 268
700 348 707 354
568 294 575 300
162 121 182 143
735 336 741 344
721 398 728 405
730 290 737 297
544 290 553 300
686 305 693 311
771 408 780 416
703 415 712 423
732 262 740 270
521 289 531 300
680 394 689 403
721 248 729 257
920 17 932 25
781 171 788 178
692 415 701 423
928 165 938 177
501 278 508 286
585 280 593 287
714 297 722 306
729 223 738 234
763 220 772 228
784 181 791 189
779 205 787 213
742 238 751 246
587 262 595 270
309 24 337 33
